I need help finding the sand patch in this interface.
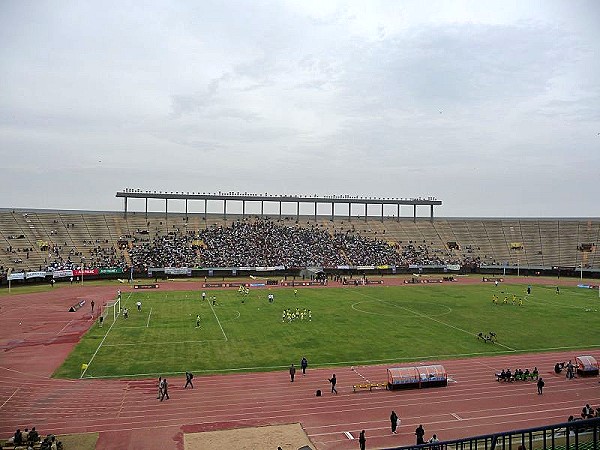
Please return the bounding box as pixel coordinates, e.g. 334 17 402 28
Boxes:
184 423 313 450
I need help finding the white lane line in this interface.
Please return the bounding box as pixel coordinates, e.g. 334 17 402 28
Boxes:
0 388 19 409
56 319 74 335
451 412 463 420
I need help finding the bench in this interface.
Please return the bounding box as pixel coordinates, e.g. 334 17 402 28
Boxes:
495 372 538 382
353 382 388 392
0 442 42 450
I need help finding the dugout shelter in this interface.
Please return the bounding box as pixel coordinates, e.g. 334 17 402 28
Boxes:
387 364 447 389
576 355 599 376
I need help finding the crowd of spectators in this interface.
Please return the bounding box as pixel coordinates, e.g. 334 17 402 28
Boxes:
0 215 512 273
129 231 198 271
127 218 473 269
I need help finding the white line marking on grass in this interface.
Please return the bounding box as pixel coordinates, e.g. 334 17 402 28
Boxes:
352 301 452 317
146 307 152 328
451 413 463 421
209 298 228 341
80 313 120 378
0 388 19 409
353 290 518 352
102 339 225 347
344 431 354 440
220 310 241 322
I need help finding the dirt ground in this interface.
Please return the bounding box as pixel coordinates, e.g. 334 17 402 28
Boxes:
184 423 314 450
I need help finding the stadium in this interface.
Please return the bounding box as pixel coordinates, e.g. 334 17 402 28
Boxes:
3 2 600 449
1 191 599 449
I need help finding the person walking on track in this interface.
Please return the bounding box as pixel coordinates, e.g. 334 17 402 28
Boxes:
391 410 399 434
328 374 338 394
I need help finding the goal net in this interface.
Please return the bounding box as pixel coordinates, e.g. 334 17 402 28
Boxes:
100 298 121 326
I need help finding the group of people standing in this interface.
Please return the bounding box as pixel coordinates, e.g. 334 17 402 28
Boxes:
554 360 576 379
289 357 309 382
157 376 169 401
358 417 439 449
156 371 195 402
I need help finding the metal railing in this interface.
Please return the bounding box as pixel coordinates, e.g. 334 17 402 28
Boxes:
384 418 600 450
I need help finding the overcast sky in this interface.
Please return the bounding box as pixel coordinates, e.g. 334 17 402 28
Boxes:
1 1 599 217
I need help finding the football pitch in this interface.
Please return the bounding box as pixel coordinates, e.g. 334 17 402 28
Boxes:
54 283 600 379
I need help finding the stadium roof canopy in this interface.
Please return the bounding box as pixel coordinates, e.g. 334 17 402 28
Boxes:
116 189 442 222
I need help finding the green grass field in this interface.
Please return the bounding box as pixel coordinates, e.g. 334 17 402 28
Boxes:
54 283 600 379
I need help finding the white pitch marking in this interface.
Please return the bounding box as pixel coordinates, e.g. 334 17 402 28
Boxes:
146 307 153 328
209 297 228 341
81 317 118 378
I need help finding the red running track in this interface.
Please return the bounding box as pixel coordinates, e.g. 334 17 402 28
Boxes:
1 280 599 450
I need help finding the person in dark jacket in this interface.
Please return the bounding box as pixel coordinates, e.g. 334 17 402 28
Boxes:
301 356 308 375
415 424 425 444
358 430 366 450
184 371 194 389
537 377 545 394
391 410 399 434
328 374 338 394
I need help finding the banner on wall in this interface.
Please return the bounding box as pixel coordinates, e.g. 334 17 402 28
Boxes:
99 268 124 274
73 269 99 276
165 267 191 275
52 270 73 279
25 271 47 279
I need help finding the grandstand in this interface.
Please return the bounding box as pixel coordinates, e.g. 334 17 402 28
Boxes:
1 208 598 281
1 199 599 450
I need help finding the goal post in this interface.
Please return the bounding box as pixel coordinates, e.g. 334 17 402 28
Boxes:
100 298 121 326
